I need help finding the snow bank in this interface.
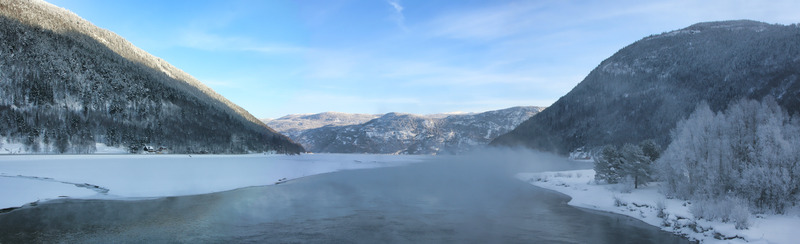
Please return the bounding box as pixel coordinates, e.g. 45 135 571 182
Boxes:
0 154 425 209
517 169 800 244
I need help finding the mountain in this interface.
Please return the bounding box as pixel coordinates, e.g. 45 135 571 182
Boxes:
0 0 303 154
492 20 800 155
262 112 381 139
280 107 543 155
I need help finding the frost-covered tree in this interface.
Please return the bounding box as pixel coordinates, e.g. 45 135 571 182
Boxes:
656 102 720 198
656 98 800 213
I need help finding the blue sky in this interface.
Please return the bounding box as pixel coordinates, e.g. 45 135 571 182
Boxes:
47 0 800 119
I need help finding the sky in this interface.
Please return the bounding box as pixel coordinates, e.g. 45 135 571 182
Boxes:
46 0 800 119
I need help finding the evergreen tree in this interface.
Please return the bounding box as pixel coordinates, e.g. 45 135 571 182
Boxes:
620 143 652 189
0 12 304 155
54 129 69 153
639 139 661 162
42 130 50 153
594 145 623 183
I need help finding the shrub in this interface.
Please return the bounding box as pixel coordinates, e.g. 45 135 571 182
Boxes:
613 194 626 207
689 197 750 229
731 204 751 230
656 198 667 219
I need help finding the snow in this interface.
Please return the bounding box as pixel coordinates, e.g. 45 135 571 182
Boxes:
94 143 127 154
5 152 797 243
0 153 424 210
517 168 800 244
0 176 97 209
0 138 126 154
0 138 25 154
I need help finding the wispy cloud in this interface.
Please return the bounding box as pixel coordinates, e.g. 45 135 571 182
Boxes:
425 0 800 43
156 0 800 118
282 88 555 116
387 0 403 13
177 30 310 55
426 2 546 41
604 0 800 25
284 90 424 114
386 0 407 31
301 49 366 79
293 45 580 110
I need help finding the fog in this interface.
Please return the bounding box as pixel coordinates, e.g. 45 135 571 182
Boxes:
0 149 687 243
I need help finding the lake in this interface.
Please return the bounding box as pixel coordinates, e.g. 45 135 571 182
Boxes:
0 153 689 243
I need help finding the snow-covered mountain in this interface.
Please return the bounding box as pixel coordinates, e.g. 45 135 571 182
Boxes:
492 20 800 155
262 112 381 139
274 107 543 155
0 0 303 154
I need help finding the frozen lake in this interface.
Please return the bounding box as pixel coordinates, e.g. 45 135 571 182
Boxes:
0 153 689 243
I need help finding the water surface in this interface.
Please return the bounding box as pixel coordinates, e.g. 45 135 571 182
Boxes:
0 155 689 243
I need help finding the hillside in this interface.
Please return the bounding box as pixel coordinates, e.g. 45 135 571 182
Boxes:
284 107 543 155
492 20 800 155
0 0 303 154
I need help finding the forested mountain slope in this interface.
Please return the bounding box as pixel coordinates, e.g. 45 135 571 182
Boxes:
492 20 800 155
290 107 543 155
0 0 303 154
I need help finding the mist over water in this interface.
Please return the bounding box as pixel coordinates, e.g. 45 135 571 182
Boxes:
0 149 689 243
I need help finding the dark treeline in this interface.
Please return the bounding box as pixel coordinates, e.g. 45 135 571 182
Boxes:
0 16 303 154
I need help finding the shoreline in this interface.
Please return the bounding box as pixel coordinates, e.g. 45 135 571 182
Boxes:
517 169 799 244
0 154 425 211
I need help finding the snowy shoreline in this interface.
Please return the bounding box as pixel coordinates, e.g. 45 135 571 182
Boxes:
517 169 800 244
0 154 425 211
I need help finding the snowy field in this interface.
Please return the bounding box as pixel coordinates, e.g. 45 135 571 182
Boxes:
518 169 800 244
0 153 425 210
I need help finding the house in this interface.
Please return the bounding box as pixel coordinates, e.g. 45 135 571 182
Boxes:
569 147 592 160
144 145 168 154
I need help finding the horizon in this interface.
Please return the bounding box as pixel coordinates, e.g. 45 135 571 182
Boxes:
46 0 800 119
263 105 543 120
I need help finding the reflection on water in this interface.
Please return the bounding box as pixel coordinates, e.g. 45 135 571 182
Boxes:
0 154 690 243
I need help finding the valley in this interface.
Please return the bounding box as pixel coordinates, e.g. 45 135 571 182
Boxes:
1 0 799 243
266 106 543 154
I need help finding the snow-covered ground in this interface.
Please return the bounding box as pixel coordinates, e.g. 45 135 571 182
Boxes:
517 169 800 244
0 138 25 154
1 137 127 154
0 153 425 210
